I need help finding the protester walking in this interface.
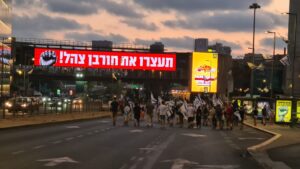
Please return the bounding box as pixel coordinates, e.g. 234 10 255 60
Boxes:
252 105 258 126
262 105 267 126
133 102 142 127
239 104 245 130
123 102 131 126
157 101 168 129
196 106 202 128
110 96 119 126
145 101 154 127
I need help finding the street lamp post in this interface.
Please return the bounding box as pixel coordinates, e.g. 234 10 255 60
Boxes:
286 12 298 97
266 31 276 98
249 3 261 98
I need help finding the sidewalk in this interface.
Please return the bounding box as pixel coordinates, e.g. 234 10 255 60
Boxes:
244 116 300 151
0 111 111 129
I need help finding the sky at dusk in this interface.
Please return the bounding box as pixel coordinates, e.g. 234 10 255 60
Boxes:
12 0 289 57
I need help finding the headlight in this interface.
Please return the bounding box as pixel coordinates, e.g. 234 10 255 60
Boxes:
78 100 82 103
5 102 12 108
42 97 47 102
58 101 62 105
21 103 27 108
48 98 51 101
64 99 68 102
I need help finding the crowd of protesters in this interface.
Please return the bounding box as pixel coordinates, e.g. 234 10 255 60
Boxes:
108 94 259 130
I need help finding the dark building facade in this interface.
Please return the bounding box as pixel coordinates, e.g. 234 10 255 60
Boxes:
285 0 300 96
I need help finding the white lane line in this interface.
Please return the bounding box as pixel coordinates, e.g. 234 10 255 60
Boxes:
130 156 137 161
129 129 144 133
65 126 80 129
33 145 45 149
53 140 62 144
138 157 144 161
65 137 74 141
94 130 99 133
12 150 25 155
77 135 83 138
106 128 110 130
101 129 106 131
87 132 93 135
238 137 265 140
181 133 207 138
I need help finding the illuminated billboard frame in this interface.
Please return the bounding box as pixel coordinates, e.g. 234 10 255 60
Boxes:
191 52 218 93
34 48 176 71
275 100 292 123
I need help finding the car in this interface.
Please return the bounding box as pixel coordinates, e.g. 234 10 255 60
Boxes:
5 97 39 113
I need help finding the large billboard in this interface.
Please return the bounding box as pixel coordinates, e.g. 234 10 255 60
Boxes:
275 100 292 123
191 52 218 93
34 48 176 71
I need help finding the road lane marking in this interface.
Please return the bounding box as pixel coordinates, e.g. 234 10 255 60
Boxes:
65 137 74 141
138 157 144 161
87 132 93 135
37 157 79 167
33 145 45 149
53 140 62 144
141 134 175 169
238 137 265 140
129 129 144 133
65 126 80 129
77 135 83 138
163 158 198 169
94 130 99 133
12 150 25 155
196 164 240 169
181 133 207 138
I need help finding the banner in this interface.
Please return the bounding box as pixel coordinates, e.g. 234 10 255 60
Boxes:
34 48 176 71
191 52 218 93
275 100 292 123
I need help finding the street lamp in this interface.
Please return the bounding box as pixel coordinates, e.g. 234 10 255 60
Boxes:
249 3 261 98
266 31 276 98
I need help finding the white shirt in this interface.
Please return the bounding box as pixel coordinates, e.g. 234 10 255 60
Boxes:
158 104 168 116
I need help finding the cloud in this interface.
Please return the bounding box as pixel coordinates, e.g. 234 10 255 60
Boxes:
100 0 144 18
121 19 158 31
45 0 98 15
211 40 242 50
40 0 143 18
64 32 128 43
260 37 288 50
135 36 194 50
163 11 287 33
12 14 91 38
134 0 272 13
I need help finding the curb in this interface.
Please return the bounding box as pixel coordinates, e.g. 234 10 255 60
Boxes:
244 121 282 152
0 113 111 130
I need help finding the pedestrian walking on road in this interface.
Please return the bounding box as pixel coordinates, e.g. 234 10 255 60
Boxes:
187 104 195 128
157 101 168 129
110 96 119 126
123 102 131 126
239 104 245 130
133 102 142 127
252 105 258 126
196 106 202 128
146 101 154 127
262 105 267 126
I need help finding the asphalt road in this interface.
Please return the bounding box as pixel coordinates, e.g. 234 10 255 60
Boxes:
0 117 271 169
268 144 300 169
